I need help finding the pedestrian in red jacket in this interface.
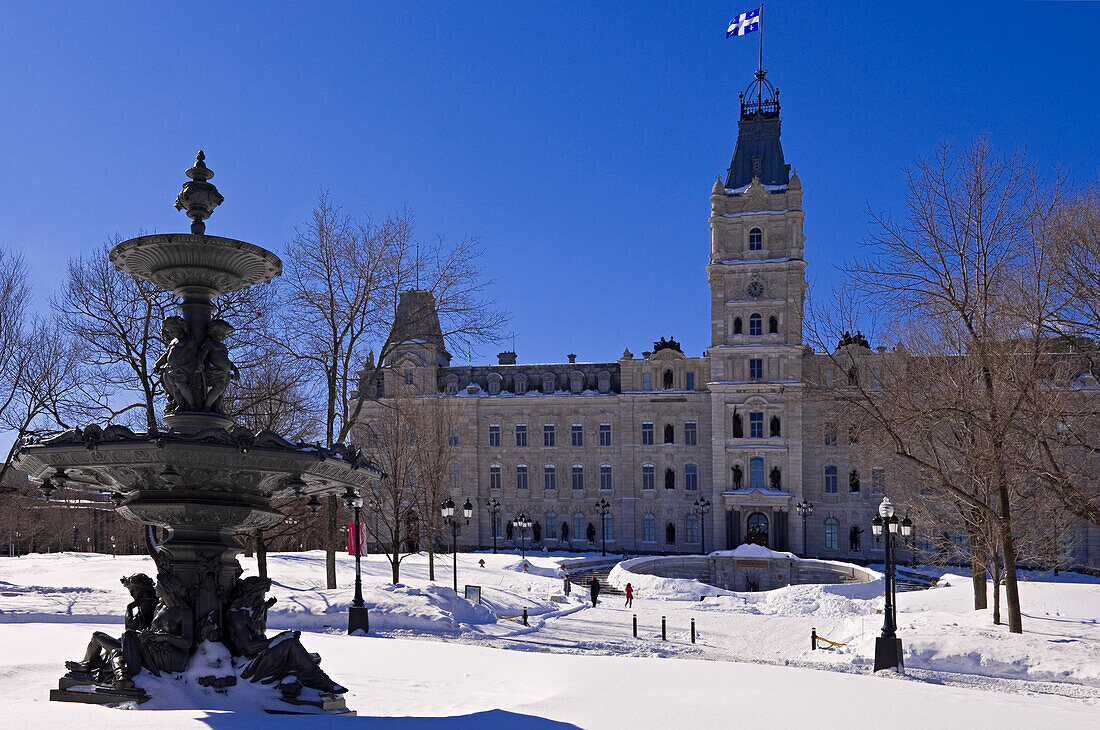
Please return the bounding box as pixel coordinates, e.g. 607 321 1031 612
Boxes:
624 583 634 608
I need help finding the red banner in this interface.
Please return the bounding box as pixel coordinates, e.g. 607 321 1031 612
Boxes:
348 522 366 556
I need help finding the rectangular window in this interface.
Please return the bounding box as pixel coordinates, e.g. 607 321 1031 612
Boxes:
641 422 654 445
449 463 460 489
686 372 695 391
544 465 556 490
824 423 837 446
515 424 527 447
543 424 555 447
489 465 501 490
545 513 557 538
825 466 838 494
488 424 500 447
571 424 583 447
643 373 652 391
515 379 527 395
685 464 698 491
572 465 584 491
447 432 459 447
749 358 763 380
642 464 655 490
599 423 612 447
516 465 528 490
749 412 764 439
684 421 697 446
825 520 839 550
600 465 612 491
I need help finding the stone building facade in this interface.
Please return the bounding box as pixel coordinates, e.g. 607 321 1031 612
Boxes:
357 73 1100 568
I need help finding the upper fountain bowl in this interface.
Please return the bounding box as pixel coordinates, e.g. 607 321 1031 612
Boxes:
109 233 282 297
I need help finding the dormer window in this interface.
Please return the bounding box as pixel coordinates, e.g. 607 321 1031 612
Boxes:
570 371 584 394
543 374 556 393
487 373 502 395
515 374 527 394
749 227 763 251
597 371 611 393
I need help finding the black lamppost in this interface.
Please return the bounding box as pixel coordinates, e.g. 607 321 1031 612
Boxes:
486 498 502 554
343 488 368 634
693 497 712 554
871 496 912 672
442 498 473 593
594 498 612 557
795 499 814 557
511 513 531 559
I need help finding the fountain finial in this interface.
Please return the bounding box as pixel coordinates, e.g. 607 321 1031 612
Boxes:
174 150 224 234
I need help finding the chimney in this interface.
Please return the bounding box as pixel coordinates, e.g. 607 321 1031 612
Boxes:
567 353 577 364
497 351 517 365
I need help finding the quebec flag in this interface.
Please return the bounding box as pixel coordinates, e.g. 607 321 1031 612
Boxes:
727 7 761 38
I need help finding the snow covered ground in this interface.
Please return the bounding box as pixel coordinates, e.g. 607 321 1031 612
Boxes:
0 550 1097 728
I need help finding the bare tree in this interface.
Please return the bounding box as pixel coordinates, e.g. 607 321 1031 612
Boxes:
807 138 1057 633
355 388 419 584
280 194 504 588
409 396 462 581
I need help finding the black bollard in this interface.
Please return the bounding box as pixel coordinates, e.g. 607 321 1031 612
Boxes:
633 613 638 638
662 616 666 641
811 627 817 650
691 618 696 644
523 608 529 627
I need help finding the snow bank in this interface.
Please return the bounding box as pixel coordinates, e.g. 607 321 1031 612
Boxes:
711 544 800 560
607 559 734 601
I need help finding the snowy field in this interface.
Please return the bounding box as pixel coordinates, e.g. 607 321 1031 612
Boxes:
0 550 1098 728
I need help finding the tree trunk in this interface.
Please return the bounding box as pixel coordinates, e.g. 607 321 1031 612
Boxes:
428 541 436 581
991 551 1002 626
998 507 1023 633
971 557 987 610
255 529 268 580
325 494 338 589
391 550 400 584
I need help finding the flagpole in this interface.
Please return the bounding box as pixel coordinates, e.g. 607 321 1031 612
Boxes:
758 3 765 106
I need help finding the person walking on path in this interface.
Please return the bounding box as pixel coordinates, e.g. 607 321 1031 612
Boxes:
589 576 600 607
624 583 633 608
562 571 571 597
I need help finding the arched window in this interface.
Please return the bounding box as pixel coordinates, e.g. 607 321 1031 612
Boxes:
487 373 502 395
685 463 698 491
849 469 861 493
686 513 700 543
749 227 763 251
597 371 611 393
663 424 674 443
665 467 675 490
733 317 743 335
770 415 781 437
746 512 768 545
570 371 584 394
824 518 839 550
750 457 765 489
749 313 763 336
768 316 778 334
824 465 838 493
642 513 656 542
665 521 676 545
543 374 556 393
573 513 585 542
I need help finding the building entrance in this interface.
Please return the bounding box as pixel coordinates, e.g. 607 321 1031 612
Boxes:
746 512 769 546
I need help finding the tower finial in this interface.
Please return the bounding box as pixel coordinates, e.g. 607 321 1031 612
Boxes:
175 150 224 235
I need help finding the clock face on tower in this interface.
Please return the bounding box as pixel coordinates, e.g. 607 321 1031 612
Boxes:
747 281 765 299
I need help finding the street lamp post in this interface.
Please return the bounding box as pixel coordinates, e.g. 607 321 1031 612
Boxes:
511 513 531 560
441 498 473 593
343 488 369 634
871 496 912 672
486 498 502 554
795 499 814 558
595 498 611 557
693 497 712 554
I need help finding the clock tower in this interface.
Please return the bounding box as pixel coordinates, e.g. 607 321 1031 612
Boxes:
706 70 808 553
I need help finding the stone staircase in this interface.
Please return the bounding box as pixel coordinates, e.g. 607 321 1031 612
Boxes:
566 567 624 596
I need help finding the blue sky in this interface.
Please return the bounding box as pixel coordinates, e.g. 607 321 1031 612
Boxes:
1 1 1097 364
